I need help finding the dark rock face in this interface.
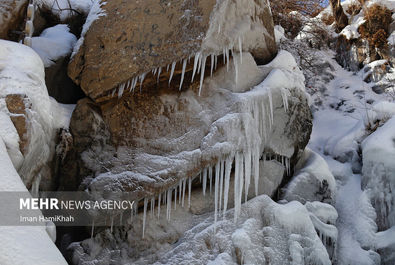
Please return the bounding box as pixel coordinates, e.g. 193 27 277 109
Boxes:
68 0 277 102
45 56 85 104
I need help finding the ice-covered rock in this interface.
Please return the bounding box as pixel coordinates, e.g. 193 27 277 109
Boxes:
362 116 395 231
68 0 277 101
69 195 333 265
283 148 336 205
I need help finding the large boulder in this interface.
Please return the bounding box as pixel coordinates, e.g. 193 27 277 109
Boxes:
60 51 312 215
68 0 277 102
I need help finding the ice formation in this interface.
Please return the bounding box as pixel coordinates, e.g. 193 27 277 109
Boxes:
88 50 307 240
73 195 334 265
362 116 395 230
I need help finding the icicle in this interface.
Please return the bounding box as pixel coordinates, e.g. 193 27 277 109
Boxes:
118 83 125 98
268 89 273 127
125 80 131 91
111 89 116 97
238 36 243 63
286 157 291 176
158 193 161 219
139 73 147 92
179 179 182 204
166 189 172 221
151 198 155 217
253 145 260 196
281 88 289 112
143 198 148 238
223 156 233 218
196 55 202 75
153 67 157 76
129 78 134 92
188 177 192 208
91 220 94 239
210 54 214 77
234 152 244 222
191 52 200 82
131 77 138 92
214 161 220 231
182 178 186 207
226 48 230 72
199 55 207 96
169 61 176 85
223 48 226 64
203 168 207 196
214 54 218 70
233 50 239 86
219 160 224 213
209 167 213 195
166 64 170 72
157 67 162 83
179 59 187 90
174 185 177 210
244 150 251 203
130 202 134 223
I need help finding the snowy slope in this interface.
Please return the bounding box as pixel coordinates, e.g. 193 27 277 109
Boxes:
0 139 67 265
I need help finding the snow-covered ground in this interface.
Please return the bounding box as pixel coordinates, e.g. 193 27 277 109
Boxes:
305 48 395 264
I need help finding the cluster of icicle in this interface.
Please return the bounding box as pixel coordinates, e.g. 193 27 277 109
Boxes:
112 36 245 99
116 83 292 238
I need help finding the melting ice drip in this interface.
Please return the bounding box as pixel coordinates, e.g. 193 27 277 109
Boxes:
111 36 245 99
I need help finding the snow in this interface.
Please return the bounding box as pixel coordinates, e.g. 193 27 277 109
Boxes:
274 25 285 44
0 39 55 182
37 0 93 21
0 139 67 265
340 16 365 40
32 24 77 67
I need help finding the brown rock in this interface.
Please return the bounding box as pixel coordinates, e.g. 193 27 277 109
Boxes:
5 94 29 154
329 0 349 32
0 0 28 40
68 0 277 102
